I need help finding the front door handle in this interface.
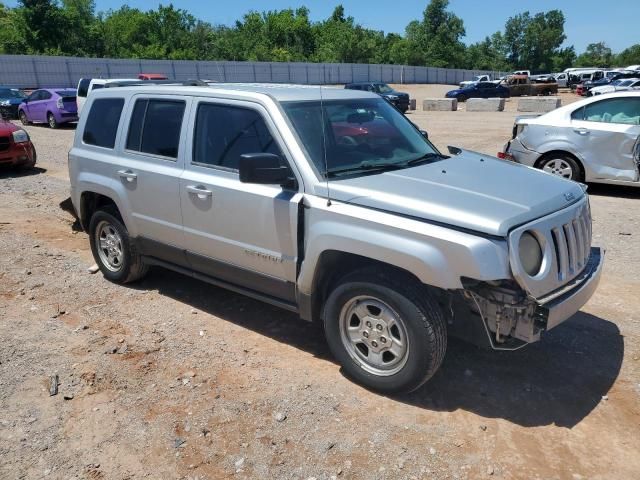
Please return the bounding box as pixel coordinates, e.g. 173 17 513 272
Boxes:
118 169 137 182
186 185 213 199
573 128 590 136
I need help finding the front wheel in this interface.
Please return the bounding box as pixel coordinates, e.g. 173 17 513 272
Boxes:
19 110 30 125
324 270 447 394
539 154 582 181
456 94 467 103
89 209 148 284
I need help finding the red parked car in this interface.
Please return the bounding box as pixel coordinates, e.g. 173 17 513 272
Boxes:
0 118 36 169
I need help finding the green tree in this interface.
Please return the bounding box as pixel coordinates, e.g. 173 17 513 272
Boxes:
405 0 466 68
503 10 567 72
615 44 640 67
0 2 28 53
576 42 613 67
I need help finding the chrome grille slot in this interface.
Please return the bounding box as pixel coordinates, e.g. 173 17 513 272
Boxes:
563 223 578 274
551 227 568 281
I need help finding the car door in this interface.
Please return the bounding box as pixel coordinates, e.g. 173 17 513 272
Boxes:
179 98 301 304
117 95 191 257
570 97 640 182
23 90 41 120
35 90 52 122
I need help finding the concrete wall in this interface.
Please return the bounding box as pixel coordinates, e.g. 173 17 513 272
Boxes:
0 54 510 89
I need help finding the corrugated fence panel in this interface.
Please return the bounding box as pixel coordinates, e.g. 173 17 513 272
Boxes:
0 54 507 88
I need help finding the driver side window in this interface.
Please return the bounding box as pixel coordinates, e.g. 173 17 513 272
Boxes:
192 103 284 171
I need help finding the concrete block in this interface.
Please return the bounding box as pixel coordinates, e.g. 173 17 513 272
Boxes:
465 98 505 112
517 97 562 112
409 98 417 111
422 98 457 111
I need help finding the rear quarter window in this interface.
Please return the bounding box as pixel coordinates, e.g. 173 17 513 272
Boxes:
82 98 125 149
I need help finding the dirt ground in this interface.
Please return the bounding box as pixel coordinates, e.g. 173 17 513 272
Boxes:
1 84 639 480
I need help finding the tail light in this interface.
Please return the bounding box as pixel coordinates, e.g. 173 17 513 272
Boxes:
57 97 64 109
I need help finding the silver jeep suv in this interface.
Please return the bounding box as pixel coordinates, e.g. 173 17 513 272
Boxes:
68 83 604 393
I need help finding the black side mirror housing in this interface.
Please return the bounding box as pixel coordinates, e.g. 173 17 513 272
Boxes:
420 130 429 139
239 153 294 187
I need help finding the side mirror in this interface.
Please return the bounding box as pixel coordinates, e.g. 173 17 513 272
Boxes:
239 153 294 187
420 130 429 139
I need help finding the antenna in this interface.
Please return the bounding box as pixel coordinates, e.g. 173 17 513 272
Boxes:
318 84 331 207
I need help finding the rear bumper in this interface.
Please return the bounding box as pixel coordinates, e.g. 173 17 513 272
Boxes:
501 138 540 167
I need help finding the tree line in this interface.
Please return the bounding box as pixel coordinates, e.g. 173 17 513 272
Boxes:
1 0 639 73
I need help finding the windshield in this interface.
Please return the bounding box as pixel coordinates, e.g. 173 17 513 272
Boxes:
618 80 633 87
55 89 77 97
0 88 26 99
283 97 441 178
375 84 393 94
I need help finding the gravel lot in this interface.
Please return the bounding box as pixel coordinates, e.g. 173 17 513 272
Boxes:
1 85 639 480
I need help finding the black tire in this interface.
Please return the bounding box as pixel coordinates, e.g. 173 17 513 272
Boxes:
89 208 148 284
456 94 467 102
47 112 58 129
323 269 447 394
538 153 583 182
19 110 30 126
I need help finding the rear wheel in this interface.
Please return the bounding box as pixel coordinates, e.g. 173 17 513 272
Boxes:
89 209 148 284
47 112 58 129
539 154 582 181
323 270 447 393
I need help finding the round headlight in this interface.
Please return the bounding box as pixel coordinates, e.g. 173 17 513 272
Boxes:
519 231 543 277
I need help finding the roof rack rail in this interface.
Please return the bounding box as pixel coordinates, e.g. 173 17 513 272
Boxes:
104 79 209 88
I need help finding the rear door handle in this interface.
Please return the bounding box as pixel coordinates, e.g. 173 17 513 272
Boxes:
186 185 213 199
118 169 137 182
573 128 590 136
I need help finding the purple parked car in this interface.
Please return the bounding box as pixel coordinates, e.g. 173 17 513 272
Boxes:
18 88 78 128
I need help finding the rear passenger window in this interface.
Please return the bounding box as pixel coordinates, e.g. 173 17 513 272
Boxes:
126 99 185 159
83 98 124 149
193 103 282 171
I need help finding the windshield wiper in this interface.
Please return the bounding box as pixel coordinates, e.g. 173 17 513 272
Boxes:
326 161 406 177
404 152 449 166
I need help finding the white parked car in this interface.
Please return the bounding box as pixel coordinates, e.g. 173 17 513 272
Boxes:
502 92 640 186
591 78 640 96
459 74 491 88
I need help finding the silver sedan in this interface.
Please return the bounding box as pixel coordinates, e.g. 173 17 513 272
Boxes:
502 92 640 186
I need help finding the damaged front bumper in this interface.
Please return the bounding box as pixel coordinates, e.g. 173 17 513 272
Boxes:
459 247 604 349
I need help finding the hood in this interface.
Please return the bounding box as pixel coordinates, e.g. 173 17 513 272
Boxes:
321 149 585 237
0 118 21 134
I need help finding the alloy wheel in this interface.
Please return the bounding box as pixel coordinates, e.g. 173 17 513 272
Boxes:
339 296 410 376
95 220 124 272
542 158 574 179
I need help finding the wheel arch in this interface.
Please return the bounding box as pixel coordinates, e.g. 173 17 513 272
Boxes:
534 150 585 181
79 191 124 233
305 250 438 323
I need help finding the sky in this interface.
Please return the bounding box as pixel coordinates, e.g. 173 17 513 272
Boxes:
5 0 640 53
